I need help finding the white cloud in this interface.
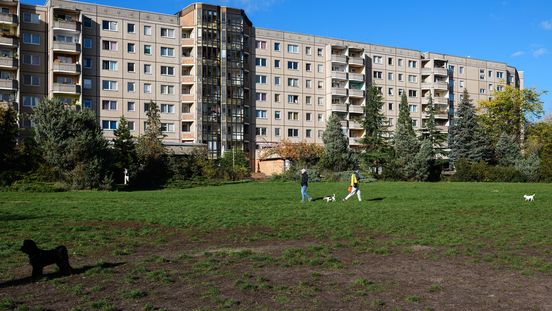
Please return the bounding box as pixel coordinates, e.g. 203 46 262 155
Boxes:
541 20 552 30
511 51 525 57
532 47 548 58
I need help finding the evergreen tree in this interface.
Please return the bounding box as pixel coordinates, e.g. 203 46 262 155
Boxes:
113 116 138 183
421 92 447 153
320 113 350 171
449 89 493 163
413 138 434 181
0 104 18 171
495 132 520 166
361 85 392 174
394 93 420 179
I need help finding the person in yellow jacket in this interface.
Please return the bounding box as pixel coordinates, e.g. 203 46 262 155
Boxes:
343 170 362 202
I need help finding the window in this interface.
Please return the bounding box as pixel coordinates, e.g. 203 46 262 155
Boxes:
274 42 280 51
306 113 312 121
480 88 486 94
274 94 280 102
161 66 175 76
388 57 393 65
161 47 175 57
288 78 299 87
373 56 383 64
317 113 324 122
102 120 117 130
83 18 92 28
274 76 281 85
102 40 118 51
255 58 267 67
412 119 418 127
398 89 404 96
23 12 40 24
255 75 267 84
22 54 40 65
408 90 417 97
496 71 504 79
161 123 175 133
144 25 152 36
287 128 299 137
127 82 135 92
459 80 464 88
488 70 493 78
398 73 404 81
23 75 40 86
306 129 312 138
373 71 382 79
102 80 117 91
83 79 92 89
306 96 312 105
398 59 403 66
408 104 417 113
305 46 312 55
161 85 175 95
408 60 417 68
83 99 92 109
318 97 324 106
287 61 299 70
256 127 267 136
144 83 152 93
127 43 135 53
102 20 118 31
255 92 267 101
288 95 299 104
22 96 40 107
274 59 281 68
287 111 299 120
274 111 281 120
127 62 135 72
388 88 394 96
102 60 118 71
101 100 117 110
318 130 323 138
497 85 504 91
161 28 175 38
305 80 312 88
408 75 417 83
127 23 135 33
317 48 323 56
22 33 40 45
144 45 152 55
255 40 266 49
480 69 485 80
317 64 323 73
305 63 312 71
83 38 92 49
287 44 299 53
388 103 393 111
489 84 494 92
317 81 323 89
459 66 464 74
388 72 394 81
181 122 190 132
160 104 175 113
128 121 135 131
127 101 135 111
144 64 152 74
255 109 267 119
275 128 281 136
84 58 92 69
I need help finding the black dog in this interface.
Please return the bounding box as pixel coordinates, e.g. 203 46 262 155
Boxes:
20 240 73 278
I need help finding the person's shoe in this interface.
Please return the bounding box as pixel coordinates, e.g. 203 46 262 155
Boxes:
342 199 346 202
308 198 312 202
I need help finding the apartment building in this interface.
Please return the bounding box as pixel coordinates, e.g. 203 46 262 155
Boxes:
5 0 523 165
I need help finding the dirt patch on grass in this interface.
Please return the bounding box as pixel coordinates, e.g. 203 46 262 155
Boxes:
1 226 551 310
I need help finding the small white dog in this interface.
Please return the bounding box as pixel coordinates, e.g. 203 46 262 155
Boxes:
323 194 336 202
523 194 535 202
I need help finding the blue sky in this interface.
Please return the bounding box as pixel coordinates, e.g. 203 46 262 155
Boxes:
26 0 552 116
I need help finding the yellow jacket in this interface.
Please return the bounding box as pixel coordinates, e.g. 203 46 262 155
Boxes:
350 173 358 187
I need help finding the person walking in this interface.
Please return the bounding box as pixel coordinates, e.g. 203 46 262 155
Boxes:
343 169 362 202
300 168 312 203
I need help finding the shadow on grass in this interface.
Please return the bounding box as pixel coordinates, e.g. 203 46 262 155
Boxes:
0 262 125 288
0 213 43 221
367 197 385 201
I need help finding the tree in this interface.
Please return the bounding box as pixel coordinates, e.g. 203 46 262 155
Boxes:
449 89 493 164
260 139 323 166
478 86 545 146
33 98 110 188
495 132 521 166
113 116 137 183
421 92 447 154
526 120 552 180
219 147 250 180
361 85 392 174
0 104 18 172
413 139 434 181
393 93 420 179
320 113 351 171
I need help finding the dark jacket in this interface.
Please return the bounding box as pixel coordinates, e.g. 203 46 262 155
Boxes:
301 172 308 187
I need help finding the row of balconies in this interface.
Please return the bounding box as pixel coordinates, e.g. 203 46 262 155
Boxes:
421 81 448 90
53 42 81 53
331 71 365 81
53 20 81 32
331 103 364 114
0 79 16 90
331 55 364 65
0 36 17 47
0 12 17 24
0 56 17 68
52 83 81 94
421 67 448 76
331 87 364 98
336 119 363 130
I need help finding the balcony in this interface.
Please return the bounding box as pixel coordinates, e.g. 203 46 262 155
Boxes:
181 94 194 102
349 73 364 81
181 75 194 83
433 67 448 76
349 137 363 146
53 20 81 32
182 57 194 65
349 105 364 114
0 56 17 69
181 113 194 121
331 55 347 63
53 42 81 54
0 0 18 6
0 79 17 90
349 57 364 66
52 83 81 94
433 81 448 90
349 120 362 129
331 87 347 96
182 133 194 140
0 13 17 24
332 104 348 112
0 36 17 47
348 89 364 98
181 38 194 46
53 63 81 74
340 120 348 128
331 71 347 80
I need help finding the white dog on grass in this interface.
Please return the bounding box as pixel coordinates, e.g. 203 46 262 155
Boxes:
523 194 535 202
323 194 336 202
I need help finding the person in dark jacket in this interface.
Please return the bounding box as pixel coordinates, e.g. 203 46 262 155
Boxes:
300 168 312 203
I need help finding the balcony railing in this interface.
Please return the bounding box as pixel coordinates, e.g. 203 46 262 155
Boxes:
181 113 194 121
349 57 364 66
53 42 81 53
53 20 81 32
0 79 17 89
331 71 347 80
331 55 347 63
349 137 363 145
433 81 448 90
53 63 81 73
348 89 364 98
349 105 364 114
0 13 17 24
349 120 362 129
433 67 448 76
0 36 17 46
340 120 348 127
0 56 17 68
52 83 81 94
181 38 194 46
331 87 347 96
182 56 194 65
332 104 348 112
348 73 364 81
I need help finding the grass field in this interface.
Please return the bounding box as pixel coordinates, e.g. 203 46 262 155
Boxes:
1 181 551 310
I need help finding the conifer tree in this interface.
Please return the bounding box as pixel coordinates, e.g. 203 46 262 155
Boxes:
113 116 137 182
361 85 392 173
394 93 420 178
421 92 447 154
495 132 520 166
320 113 350 171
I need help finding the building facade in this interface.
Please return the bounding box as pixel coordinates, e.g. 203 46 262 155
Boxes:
6 0 523 165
